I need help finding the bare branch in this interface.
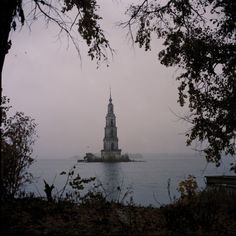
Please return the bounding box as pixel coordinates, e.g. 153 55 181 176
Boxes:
34 0 82 61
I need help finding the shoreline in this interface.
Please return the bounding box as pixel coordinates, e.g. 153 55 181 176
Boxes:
76 159 145 163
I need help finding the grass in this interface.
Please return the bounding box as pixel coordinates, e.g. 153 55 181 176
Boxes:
1 187 236 235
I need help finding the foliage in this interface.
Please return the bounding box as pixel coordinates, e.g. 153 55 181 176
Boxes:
123 0 236 167
230 163 236 173
55 163 96 203
1 186 236 235
1 168 235 235
0 96 37 198
12 0 111 62
45 161 133 206
177 175 198 200
161 186 236 234
0 0 112 84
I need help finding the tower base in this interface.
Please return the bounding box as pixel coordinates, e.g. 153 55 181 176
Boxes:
101 149 122 161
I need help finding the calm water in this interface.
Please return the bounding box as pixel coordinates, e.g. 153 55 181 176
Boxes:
26 153 235 206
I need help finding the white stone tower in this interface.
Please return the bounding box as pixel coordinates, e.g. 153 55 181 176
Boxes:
101 92 121 160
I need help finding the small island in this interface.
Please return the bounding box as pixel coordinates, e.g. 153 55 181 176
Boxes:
83 152 131 162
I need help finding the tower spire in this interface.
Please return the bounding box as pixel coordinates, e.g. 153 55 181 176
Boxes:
109 87 112 103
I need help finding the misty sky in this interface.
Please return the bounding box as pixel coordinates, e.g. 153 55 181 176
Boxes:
3 0 195 159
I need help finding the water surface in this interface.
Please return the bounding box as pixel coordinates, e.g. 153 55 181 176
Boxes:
27 153 234 206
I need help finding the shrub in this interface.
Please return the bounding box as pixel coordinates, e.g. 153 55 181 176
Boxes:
177 175 198 200
1 96 37 198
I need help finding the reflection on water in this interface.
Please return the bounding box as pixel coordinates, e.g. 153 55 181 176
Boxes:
101 163 122 201
100 163 133 202
26 154 235 206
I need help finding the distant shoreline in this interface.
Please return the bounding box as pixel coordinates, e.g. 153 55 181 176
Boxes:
76 159 145 163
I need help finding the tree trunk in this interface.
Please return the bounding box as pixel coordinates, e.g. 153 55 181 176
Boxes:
0 0 17 92
0 0 17 200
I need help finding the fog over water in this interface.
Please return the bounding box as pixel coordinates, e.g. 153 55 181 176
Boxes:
3 1 196 159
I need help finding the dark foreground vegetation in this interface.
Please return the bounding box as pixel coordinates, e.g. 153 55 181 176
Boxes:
1 186 236 235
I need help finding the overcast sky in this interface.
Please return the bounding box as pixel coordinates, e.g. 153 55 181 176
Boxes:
3 0 195 159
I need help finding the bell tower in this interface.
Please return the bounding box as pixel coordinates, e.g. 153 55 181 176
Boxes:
101 92 121 160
